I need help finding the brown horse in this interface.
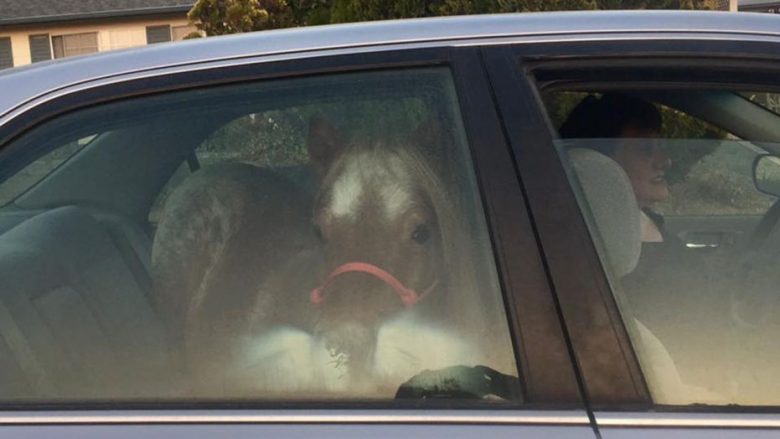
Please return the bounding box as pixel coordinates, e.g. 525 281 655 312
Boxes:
283 117 514 393
151 163 322 392
152 117 515 396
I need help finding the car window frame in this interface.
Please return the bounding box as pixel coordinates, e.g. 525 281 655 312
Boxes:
0 45 583 421
482 35 780 422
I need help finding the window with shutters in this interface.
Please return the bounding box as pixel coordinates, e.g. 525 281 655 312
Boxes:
146 25 172 44
28 34 51 63
0 37 12 70
52 33 99 59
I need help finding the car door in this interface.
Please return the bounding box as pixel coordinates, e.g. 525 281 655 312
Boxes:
0 45 594 437
484 32 780 437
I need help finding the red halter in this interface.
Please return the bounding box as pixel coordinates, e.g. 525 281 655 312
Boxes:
310 262 437 309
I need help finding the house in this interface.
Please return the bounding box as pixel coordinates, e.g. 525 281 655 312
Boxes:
739 0 780 12
0 0 198 69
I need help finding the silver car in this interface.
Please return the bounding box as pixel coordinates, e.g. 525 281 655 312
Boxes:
2 10 780 438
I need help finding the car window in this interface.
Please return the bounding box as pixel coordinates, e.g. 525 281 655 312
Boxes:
742 91 780 117
655 139 775 217
0 134 96 206
545 92 774 217
0 68 521 404
544 90 780 406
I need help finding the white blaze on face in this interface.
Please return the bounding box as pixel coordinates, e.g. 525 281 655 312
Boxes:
329 158 363 219
327 149 413 222
380 183 412 221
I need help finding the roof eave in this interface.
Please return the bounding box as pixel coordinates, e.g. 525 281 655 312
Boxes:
0 6 192 28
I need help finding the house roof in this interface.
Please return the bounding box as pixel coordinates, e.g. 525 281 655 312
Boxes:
0 0 195 26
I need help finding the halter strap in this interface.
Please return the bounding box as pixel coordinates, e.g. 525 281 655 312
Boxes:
310 262 437 309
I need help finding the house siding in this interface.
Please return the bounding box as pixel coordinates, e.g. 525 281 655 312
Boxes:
2 16 193 67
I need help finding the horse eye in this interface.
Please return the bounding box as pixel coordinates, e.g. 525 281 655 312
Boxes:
411 225 430 245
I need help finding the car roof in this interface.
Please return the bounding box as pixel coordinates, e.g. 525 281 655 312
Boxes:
1 10 780 120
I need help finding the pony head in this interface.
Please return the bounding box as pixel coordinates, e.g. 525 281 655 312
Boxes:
307 117 466 379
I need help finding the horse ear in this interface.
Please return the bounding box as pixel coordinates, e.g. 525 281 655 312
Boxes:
410 116 449 166
308 117 344 181
410 117 444 148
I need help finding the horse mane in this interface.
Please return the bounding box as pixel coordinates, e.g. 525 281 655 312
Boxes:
392 129 516 374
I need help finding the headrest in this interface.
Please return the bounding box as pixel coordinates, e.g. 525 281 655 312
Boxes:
568 148 641 277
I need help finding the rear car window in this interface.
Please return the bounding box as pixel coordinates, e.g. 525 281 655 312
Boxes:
0 68 520 404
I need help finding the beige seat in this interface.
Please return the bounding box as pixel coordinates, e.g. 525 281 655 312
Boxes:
0 206 172 398
567 147 725 404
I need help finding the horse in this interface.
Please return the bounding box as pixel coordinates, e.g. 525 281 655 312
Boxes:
151 116 516 397
151 162 322 393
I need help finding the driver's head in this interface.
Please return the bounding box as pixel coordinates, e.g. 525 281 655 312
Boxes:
560 93 670 208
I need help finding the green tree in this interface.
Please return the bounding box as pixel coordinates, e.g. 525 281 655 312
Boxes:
189 0 723 33
188 0 297 36
287 0 334 25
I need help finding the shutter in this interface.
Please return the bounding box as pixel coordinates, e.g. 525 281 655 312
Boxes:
0 37 12 69
29 34 52 63
146 25 172 44
52 36 65 59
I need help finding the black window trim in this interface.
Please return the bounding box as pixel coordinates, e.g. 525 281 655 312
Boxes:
450 49 581 406
482 44 650 414
0 46 581 412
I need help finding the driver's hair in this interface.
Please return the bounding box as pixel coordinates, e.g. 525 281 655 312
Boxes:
558 92 662 156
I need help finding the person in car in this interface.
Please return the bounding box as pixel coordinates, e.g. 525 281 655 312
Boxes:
559 92 671 242
559 93 732 399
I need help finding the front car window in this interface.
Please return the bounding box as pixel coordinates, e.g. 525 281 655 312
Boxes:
0 68 519 404
741 92 780 117
545 89 780 406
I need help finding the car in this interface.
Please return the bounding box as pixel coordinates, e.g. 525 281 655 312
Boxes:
2 9 780 438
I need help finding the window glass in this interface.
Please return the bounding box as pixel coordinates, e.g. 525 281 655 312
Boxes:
741 91 780 116
52 32 98 59
145 25 172 45
28 34 51 63
655 139 774 216
0 134 96 205
0 68 519 403
547 90 780 406
545 92 771 216
0 37 13 70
